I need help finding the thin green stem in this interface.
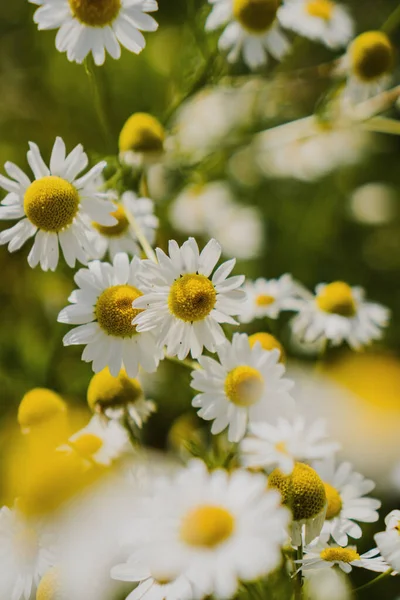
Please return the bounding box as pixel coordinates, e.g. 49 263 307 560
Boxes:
84 57 112 150
353 568 393 593
124 202 158 263
381 4 400 34
295 542 304 600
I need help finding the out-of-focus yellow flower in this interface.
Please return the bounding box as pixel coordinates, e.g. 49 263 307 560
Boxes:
168 413 204 454
249 332 286 362
18 388 67 434
119 113 165 167
36 568 62 600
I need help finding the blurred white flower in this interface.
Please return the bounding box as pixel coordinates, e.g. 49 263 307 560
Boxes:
375 510 400 572
349 183 397 225
240 274 303 323
305 566 352 600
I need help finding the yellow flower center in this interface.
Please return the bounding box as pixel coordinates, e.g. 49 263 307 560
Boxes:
69 0 121 27
256 294 275 307
87 368 143 412
233 0 279 32
224 365 264 406
306 0 334 21
320 547 360 563
275 441 289 454
268 462 327 521
24 176 79 232
95 284 143 338
71 433 103 457
324 482 343 520
180 505 235 548
94 203 130 238
37 568 62 600
249 332 286 362
168 274 217 322
316 282 356 317
18 388 67 430
350 31 394 82
119 113 165 155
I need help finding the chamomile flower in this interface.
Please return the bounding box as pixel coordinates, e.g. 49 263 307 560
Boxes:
240 274 303 323
248 332 286 362
375 510 400 572
191 332 295 442
58 252 162 378
119 113 165 167
30 0 159 66
297 538 388 574
291 281 390 349
278 0 354 49
132 238 246 360
206 0 290 70
241 417 340 475
0 137 116 271
91 191 158 260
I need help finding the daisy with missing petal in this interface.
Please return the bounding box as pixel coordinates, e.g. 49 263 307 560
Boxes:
30 0 159 66
0 137 116 271
241 417 340 474
133 238 246 360
278 0 354 50
240 274 304 323
191 332 294 442
291 281 389 349
206 0 290 70
58 252 162 378
313 458 381 547
297 538 388 574
375 510 400 572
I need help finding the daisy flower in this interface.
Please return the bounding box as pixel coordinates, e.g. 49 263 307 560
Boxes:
119 113 165 167
205 0 290 70
297 538 388 574
291 281 390 350
248 332 286 362
58 252 163 378
30 0 159 66
375 510 400 572
241 417 340 474
278 0 354 50
132 238 246 360
0 137 116 271
118 460 290 599
240 274 304 323
191 332 295 442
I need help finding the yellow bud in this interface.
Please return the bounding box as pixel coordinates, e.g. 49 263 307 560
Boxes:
249 332 286 362
18 389 67 432
119 113 165 155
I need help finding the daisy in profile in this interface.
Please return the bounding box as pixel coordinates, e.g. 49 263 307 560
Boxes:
241 417 340 474
91 191 158 261
240 274 304 323
133 238 246 360
313 458 381 547
58 252 162 378
30 0 159 66
205 0 290 70
278 0 354 49
0 137 116 271
191 332 294 442
375 510 400 572
119 113 165 167
291 281 389 349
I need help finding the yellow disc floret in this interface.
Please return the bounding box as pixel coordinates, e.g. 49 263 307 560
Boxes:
87 368 143 412
18 389 67 431
324 482 343 520
119 113 165 155
180 505 235 547
95 285 143 337
268 462 327 521
94 203 130 238
316 282 356 317
233 0 279 33
69 0 121 27
256 294 275 307
225 365 264 406
320 547 360 563
350 31 394 82
36 569 63 600
168 274 217 322
249 332 286 362
306 0 334 20
24 176 79 232
71 433 103 457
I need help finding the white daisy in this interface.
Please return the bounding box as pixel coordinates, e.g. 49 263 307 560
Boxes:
0 506 56 600
132 237 246 360
58 252 163 378
117 460 290 599
291 281 390 350
240 274 305 323
278 0 354 50
0 137 116 271
241 417 340 474
375 510 400 572
30 0 159 66
205 0 290 70
191 332 295 442
313 458 381 547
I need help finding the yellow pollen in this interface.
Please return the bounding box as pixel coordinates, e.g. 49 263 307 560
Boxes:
316 281 356 317
119 113 165 155
324 482 343 520
87 368 143 413
180 505 234 548
320 547 360 563
69 0 121 27
94 203 129 238
18 388 67 431
396 521 400 535
249 332 286 363
224 365 264 407
95 284 143 338
233 0 279 33
256 294 275 307
24 176 79 233
268 462 327 521
168 274 216 322
37 568 63 600
306 0 334 20
350 31 394 82
71 433 103 457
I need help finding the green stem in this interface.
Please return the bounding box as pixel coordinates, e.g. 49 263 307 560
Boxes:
84 57 112 150
381 4 400 34
124 202 158 263
295 542 304 600
353 568 393 593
